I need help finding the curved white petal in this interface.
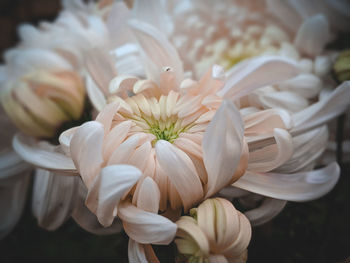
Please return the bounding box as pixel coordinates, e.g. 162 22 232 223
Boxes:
128 239 148 263
203 100 244 198
128 20 183 85
292 81 350 134
233 162 340 201
118 201 177 245
248 128 293 172
72 180 123 235
294 14 331 57
218 56 299 100
13 134 76 172
277 125 329 173
70 121 104 187
244 197 287 226
86 165 142 227
32 169 79 230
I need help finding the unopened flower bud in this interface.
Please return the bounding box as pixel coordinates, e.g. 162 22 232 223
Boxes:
334 50 350 83
175 198 251 263
1 70 85 138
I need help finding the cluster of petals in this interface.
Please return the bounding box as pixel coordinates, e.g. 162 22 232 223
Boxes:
175 198 251 263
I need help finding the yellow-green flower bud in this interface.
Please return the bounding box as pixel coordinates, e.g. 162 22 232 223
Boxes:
175 198 251 263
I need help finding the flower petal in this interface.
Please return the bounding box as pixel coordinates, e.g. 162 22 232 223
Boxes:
294 14 331 57
72 180 123 235
248 128 293 172
128 20 183 84
86 165 142 227
13 134 76 172
155 140 203 211
292 81 350 134
0 170 30 239
203 100 244 198
244 197 287 226
218 56 299 100
118 201 177 245
233 162 340 201
70 121 104 188
32 169 79 230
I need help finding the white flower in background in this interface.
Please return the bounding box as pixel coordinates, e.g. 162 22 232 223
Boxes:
158 0 338 114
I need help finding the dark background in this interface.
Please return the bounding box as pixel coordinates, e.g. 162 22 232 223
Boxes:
0 0 350 262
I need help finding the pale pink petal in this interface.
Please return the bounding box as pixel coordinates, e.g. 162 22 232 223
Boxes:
128 20 183 84
13 134 76 172
118 201 177 245
136 177 160 213
103 120 133 161
155 140 203 211
96 102 120 134
294 14 331 57
203 100 244 198
244 109 292 134
218 56 299 100
107 133 146 165
292 81 350 134
32 169 79 230
244 197 287 226
233 162 340 201
86 165 142 227
70 121 104 188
